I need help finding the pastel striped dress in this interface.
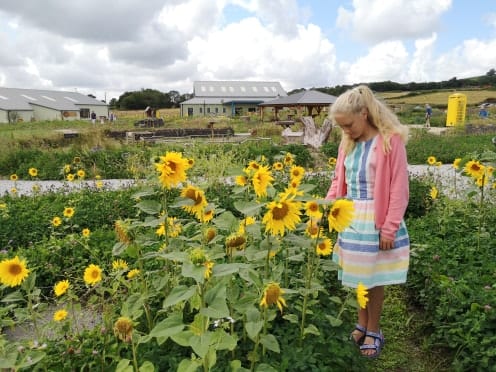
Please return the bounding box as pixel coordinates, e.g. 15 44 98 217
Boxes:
332 136 410 289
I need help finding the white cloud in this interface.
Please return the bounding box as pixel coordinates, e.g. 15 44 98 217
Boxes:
336 0 452 44
408 33 438 82
344 41 409 84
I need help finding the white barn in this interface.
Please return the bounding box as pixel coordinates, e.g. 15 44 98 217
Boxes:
180 81 287 118
0 87 108 124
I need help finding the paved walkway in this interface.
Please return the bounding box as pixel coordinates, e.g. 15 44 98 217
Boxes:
0 165 474 198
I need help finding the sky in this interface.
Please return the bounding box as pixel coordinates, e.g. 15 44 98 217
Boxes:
0 0 495 102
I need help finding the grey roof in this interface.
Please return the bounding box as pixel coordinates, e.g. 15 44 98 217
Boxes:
182 97 272 105
0 87 108 111
193 81 287 98
259 90 337 106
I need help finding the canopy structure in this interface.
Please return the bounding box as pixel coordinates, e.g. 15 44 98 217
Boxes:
258 90 337 121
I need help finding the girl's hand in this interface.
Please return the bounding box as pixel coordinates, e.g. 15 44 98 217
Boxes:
379 235 394 250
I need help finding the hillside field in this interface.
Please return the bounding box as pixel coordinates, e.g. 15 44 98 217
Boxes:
378 89 496 106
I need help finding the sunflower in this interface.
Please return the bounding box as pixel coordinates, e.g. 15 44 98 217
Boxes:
95 180 103 189
199 208 214 223
53 309 68 322
283 153 294 166
356 282 369 309
305 220 323 238
226 233 247 251
115 220 132 243
10 188 17 194
114 316 134 343
63 207 75 218
180 185 207 218
316 238 333 256
289 165 305 181
10 174 18 181
127 269 140 279
77 169 86 178
476 176 488 187
32 184 40 193
464 160 485 179
452 158 461 169
83 264 102 286
54 279 70 297
73 156 81 164
262 197 301 236
112 259 128 271
204 227 217 243
189 248 207 265
28 168 38 177
328 199 354 232
305 200 323 219
0 256 30 287
66 173 75 182
82 228 91 237
51 216 62 227
260 282 286 312
235 175 248 186
427 156 436 165
272 162 284 171
63 164 71 173
328 157 337 167
430 186 438 200
154 151 192 189
252 166 274 198
204 261 214 279
247 161 260 172
237 216 256 234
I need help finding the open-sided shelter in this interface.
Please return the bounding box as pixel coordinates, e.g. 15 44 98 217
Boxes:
258 89 337 120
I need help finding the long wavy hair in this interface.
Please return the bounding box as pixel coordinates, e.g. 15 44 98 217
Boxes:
329 85 409 154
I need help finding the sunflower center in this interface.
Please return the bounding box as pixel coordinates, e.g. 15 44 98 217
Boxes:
272 203 289 220
91 270 99 279
185 189 203 205
331 208 340 218
265 285 281 305
471 164 481 171
9 264 22 275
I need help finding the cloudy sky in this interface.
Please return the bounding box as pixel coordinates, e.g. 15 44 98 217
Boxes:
1 0 495 102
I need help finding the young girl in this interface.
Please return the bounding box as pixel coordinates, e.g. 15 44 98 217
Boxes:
326 85 410 358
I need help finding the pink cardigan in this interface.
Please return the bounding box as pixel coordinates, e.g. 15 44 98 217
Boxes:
326 134 409 240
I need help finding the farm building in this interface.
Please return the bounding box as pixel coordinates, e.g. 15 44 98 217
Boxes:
180 81 287 118
0 87 108 124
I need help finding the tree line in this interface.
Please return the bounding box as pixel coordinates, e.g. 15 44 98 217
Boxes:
109 69 496 110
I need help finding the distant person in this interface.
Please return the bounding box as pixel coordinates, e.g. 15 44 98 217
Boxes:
479 106 488 119
91 111 97 124
425 104 432 127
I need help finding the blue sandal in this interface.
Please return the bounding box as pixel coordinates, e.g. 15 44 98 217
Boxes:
359 330 385 358
350 324 367 346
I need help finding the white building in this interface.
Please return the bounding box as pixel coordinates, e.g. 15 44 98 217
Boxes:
0 87 108 123
180 81 287 117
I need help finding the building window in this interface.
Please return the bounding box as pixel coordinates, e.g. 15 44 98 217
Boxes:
215 107 219 113
200 107 203 113
223 108 226 113
207 107 211 113
80 108 90 118
248 107 256 113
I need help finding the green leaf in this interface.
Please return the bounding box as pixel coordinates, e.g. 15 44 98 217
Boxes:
303 324 320 336
149 313 185 343
0 291 25 303
256 364 278 372
212 263 243 277
325 315 343 327
171 330 194 347
122 293 145 319
213 211 239 231
139 361 155 372
182 261 205 283
212 329 237 351
245 320 263 341
115 359 133 372
177 358 202 372
163 285 197 308
260 334 280 353
201 283 230 318
190 332 212 358
112 241 128 256
135 200 162 215
234 200 264 216
282 314 299 324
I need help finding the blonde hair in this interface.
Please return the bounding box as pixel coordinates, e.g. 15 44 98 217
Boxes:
329 85 409 154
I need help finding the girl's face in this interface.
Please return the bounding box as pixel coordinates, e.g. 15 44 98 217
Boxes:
333 109 371 141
